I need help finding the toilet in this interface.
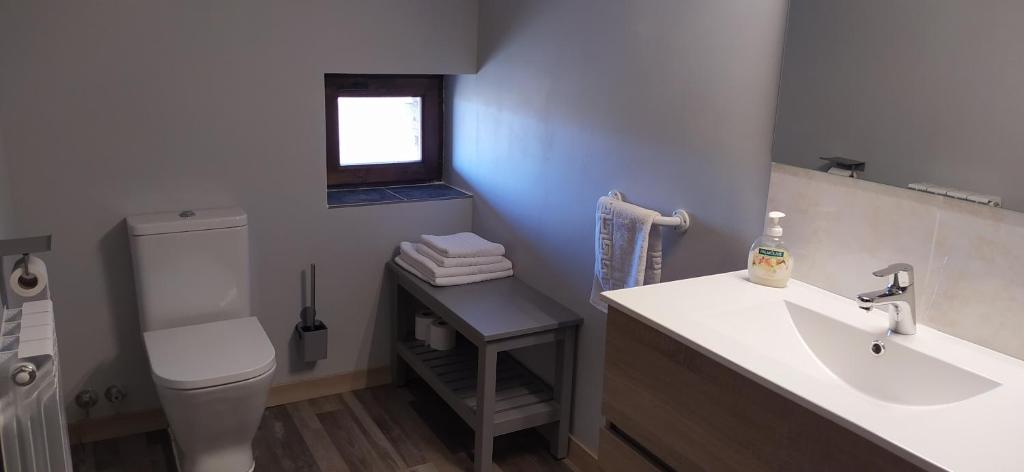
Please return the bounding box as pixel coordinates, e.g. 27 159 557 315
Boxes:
127 207 276 472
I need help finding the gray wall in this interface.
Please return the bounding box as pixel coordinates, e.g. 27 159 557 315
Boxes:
449 0 790 451
774 0 1024 210
0 130 16 306
0 0 476 420
0 130 15 239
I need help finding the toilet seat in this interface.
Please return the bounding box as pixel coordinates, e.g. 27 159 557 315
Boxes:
144 317 275 390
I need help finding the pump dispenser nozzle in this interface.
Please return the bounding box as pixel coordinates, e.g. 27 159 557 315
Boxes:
767 211 785 237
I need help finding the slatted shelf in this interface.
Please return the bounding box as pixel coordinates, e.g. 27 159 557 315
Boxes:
396 339 558 435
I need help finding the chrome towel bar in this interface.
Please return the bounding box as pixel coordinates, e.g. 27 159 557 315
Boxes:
607 190 690 233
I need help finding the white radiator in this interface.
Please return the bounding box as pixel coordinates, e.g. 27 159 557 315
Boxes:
0 301 71 472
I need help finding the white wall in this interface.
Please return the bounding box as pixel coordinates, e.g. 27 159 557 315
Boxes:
449 0 790 451
774 0 1024 210
769 163 1024 362
0 0 477 420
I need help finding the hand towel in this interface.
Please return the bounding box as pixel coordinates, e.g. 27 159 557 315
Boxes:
590 196 663 312
415 243 507 268
399 242 513 278
420 232 505 258
395 256 514 287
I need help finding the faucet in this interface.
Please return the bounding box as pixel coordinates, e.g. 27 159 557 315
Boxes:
856 263 916 335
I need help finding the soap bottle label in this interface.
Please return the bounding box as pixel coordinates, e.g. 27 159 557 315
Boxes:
751 246 791 280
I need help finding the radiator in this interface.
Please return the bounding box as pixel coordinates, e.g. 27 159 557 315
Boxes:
1 301 71 472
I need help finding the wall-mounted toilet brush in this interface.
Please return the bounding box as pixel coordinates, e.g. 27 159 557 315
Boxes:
300 263 317 329
295 263 328 362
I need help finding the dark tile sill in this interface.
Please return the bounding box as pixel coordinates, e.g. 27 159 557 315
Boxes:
327 182 472 208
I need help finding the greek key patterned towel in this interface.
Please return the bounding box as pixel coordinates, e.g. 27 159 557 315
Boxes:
590 195 662 312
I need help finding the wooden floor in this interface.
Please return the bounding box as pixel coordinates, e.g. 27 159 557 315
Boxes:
71 380 573 472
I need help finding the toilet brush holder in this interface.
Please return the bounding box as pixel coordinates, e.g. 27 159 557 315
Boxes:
296 262 327 362
295 320 328 362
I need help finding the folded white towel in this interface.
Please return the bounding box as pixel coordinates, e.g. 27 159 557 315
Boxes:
415 243 507 268
590 196 663 312
420 232 505 258
395 255 513 287
399 242 512 278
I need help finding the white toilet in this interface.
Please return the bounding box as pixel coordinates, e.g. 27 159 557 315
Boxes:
127 207 276 472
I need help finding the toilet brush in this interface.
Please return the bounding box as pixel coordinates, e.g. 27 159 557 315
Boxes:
300 264 317 329
295 263 328 362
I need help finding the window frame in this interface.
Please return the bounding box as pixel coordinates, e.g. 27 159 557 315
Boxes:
324 74 443 188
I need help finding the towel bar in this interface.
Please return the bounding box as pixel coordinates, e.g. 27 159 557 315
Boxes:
607 190 690 233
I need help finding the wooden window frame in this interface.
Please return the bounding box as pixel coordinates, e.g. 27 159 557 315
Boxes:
324 74 443 188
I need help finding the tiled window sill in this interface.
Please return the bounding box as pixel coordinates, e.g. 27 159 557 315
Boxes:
327 183 472 208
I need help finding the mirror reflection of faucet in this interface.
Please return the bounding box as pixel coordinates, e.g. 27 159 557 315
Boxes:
856 263 916 335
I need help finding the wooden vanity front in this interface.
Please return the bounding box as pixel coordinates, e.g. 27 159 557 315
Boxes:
599 307 925 471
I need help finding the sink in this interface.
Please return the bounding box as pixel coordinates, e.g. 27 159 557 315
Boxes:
786 301 1000 406
602 270 1024 470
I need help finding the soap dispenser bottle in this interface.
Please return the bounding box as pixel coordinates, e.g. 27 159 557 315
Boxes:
748 211 793 288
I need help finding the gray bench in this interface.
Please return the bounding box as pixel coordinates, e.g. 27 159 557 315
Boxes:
387 261 582 472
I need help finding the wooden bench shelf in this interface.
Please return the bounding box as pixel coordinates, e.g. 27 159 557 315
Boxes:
388 261 581 472
396 339 559 436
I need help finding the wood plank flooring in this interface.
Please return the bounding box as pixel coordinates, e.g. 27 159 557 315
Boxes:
71 380 573 471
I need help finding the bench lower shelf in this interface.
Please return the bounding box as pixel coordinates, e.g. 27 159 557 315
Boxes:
396 339 560 436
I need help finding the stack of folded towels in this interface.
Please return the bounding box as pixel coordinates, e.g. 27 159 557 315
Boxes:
395 232 514 286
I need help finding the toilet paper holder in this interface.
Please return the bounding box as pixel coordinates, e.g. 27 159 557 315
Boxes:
13 255 37 288
0 235 52 308
295 263 328 363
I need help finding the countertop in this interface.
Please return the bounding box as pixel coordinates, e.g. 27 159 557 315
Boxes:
601 271 1024 472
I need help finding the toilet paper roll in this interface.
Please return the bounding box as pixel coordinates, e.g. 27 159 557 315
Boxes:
9 255 48 298
827 167 853 177
428 319 455 351
414 310 437 341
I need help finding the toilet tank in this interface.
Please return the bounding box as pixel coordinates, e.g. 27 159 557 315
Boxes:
127 207 251 332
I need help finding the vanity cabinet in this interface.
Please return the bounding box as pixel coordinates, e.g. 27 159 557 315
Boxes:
599 307 924 472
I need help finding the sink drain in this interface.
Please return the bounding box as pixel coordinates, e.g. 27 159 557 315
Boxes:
869 340 885 356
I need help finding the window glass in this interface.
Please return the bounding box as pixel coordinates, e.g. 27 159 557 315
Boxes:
337 96 422 166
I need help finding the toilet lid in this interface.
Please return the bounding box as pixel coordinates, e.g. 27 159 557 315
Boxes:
144 316 276 390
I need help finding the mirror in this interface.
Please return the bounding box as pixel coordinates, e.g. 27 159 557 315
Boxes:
773 1 1024 211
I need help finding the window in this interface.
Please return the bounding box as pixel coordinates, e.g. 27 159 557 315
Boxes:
324 74 443 187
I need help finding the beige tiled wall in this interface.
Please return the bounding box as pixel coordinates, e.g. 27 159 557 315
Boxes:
768 163 1024 360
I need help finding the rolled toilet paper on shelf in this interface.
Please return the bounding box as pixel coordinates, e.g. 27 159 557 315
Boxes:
827 167 853 177
414 310 437 341
9 255 48 298
428 318 455 351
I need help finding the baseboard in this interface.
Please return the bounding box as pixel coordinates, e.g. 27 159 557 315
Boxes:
69 408 168 445
69 367 392 444
265 366 391 406
566 435 600 472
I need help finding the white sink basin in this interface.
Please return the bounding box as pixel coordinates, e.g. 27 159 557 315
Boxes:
602 270 1024 471
786 301 999 406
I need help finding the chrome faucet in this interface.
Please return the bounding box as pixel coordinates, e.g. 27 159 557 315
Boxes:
856 263 916 335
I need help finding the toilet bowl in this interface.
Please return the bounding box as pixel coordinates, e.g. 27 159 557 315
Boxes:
158 369 274 472
145 316 276 472
127 208 276 472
